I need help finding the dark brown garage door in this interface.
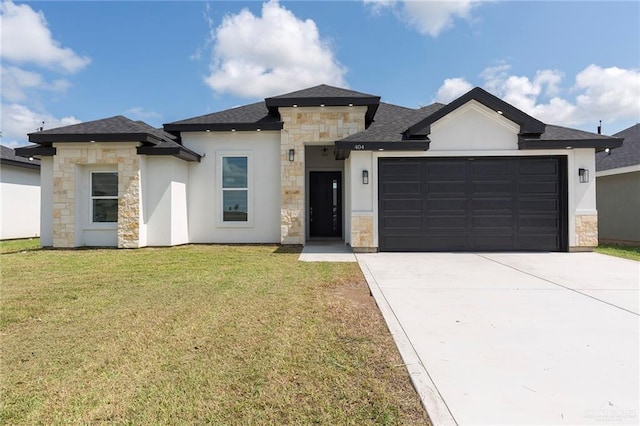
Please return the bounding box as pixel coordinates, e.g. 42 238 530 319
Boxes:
378 157 567 251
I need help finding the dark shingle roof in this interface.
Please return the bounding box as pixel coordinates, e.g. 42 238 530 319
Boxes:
0 144 40 169
23 116 201 162
28 116 176 144
266 84 378 100
338 102 445 143
164 101 281 132
596 123 640 171
540 125 613 141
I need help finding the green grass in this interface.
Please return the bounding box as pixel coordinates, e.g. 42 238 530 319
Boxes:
0 237 40 254
0 244 428 425
595 244 640 261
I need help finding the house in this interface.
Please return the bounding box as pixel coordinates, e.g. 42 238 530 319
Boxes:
1 144 41 240
15 85 623 251
595 123 639 244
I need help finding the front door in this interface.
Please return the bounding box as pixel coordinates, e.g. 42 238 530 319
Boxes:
309 171 342 237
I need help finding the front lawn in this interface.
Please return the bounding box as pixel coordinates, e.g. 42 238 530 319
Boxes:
595 244 640 261
0 244 428 424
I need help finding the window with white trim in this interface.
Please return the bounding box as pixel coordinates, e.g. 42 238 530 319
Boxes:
221 156 248 222
91 171 118 223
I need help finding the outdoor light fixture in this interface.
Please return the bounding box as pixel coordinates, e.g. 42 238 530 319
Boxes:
362 170 369 185
579 168 589 183
321 147 329 156
288 149 295 162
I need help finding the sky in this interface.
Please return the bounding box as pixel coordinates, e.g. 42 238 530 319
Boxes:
1 0 639 148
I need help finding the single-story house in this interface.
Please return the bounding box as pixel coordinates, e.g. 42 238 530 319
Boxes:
595 123 639 244
1 144 41 240
15 85 623 251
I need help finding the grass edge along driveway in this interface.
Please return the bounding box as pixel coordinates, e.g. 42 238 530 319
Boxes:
0 243 429 425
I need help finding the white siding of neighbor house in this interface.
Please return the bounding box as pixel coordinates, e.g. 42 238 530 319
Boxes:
345 100 598 249
144 156 189 246
0 163 41 240
40 157 53 246
183 131 281 243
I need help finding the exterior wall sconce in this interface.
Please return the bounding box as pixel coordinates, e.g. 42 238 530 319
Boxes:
579 168 589 183
362 170 369 184
288 149 295 162
321 146 329 157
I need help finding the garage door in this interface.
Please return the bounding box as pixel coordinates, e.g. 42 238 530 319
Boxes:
378 157 567 251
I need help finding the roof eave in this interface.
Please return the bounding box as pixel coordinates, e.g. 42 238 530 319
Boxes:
0 158 41 169
28 132 159 144
334 140 430 160
136 145 202 162
518 136 624 151
14 145 57 157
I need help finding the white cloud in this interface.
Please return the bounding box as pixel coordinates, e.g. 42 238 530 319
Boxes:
434 77 473 103
433 63 640 129
204 0 347 98
1 103 81 147
0 0 90 73
125 107 162 121
364 0 485 37
1 66 71 102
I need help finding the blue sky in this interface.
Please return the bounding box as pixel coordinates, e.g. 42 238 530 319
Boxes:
1 0 639 147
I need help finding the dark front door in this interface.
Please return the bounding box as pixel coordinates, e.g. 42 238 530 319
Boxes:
309 171 342 237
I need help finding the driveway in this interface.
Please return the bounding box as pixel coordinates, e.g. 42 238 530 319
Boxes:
356 252 640 425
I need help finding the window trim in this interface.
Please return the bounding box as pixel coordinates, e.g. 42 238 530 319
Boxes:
89 171 119 225
218 152 253 228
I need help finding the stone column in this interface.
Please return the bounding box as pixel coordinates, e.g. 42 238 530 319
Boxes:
574 214 598 249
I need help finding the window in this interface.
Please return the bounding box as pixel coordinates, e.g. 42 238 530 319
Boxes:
91 172 118 223
222 156 248 222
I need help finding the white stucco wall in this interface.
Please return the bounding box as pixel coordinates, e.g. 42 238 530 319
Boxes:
145 156 189 246
183 131 281 243
0 164 40 240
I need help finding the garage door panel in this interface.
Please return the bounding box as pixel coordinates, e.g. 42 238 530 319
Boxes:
519 181 559 194
382 216 421 229
381 182 421 195
379 157 566 252
472 181 514 194
428 198 467 211
472 198 513 211
380 162 421 177
519 198 558 213
427 181 467 194
382 198 421 212
426 215 467 229
472 215 513 228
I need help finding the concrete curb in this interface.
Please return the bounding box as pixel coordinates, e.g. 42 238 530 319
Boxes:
356 254 457 426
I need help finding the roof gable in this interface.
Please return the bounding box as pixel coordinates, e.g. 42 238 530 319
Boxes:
406 87 546 138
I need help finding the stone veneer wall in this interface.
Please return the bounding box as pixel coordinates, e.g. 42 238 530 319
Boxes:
52 144 141 248
574 214 598 248
350 215 375 252
279 106 367 244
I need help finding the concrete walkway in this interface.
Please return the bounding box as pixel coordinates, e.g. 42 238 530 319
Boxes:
298 240 356 262
357 252 640 425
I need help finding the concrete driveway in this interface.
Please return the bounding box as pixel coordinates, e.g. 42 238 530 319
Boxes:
356 252 640 425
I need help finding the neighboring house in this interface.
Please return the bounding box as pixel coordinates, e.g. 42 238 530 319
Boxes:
15 85 622 251
595 123 639 244
0 144 41 240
